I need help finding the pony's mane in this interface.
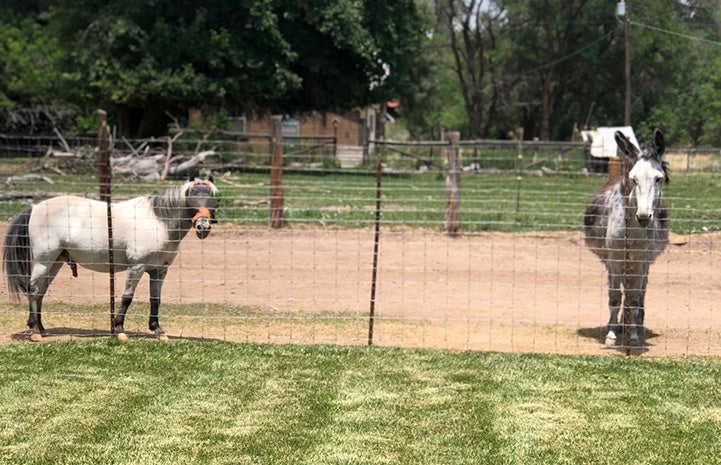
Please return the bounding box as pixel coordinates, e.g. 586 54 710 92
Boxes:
150 179 218 223
151 184 187 221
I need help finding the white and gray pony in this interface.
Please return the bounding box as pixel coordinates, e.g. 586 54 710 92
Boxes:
584 129 669 346
3 178 218 341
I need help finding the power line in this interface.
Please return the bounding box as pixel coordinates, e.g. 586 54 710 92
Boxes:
631 20 721 46
518 30 616 77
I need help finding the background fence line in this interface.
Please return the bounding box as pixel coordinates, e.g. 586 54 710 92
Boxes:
2 131 721 357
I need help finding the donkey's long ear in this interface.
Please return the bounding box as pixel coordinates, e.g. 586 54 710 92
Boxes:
652 129 670 184
652 128 665 157
614 131 639 160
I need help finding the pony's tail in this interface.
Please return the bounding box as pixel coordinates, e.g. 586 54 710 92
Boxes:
3 205 33 300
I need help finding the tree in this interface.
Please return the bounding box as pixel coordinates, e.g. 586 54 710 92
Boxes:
502 0 621 140
42 0 423 137
403 0 721 144
439 0 506 140
635 0 721 146
0 7 67 133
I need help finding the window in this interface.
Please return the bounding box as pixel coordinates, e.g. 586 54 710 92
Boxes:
282 115 300 136
228 115 246 134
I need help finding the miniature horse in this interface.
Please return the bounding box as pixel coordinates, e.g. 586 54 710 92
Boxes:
3 179 218 341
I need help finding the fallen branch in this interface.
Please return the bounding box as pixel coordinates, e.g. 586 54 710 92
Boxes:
3 173 55 185
0 192 41 202
168 150 218 175
53 127 72 153
161 127 184 180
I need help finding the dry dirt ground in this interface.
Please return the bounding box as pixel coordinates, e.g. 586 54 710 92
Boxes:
2 223 721 358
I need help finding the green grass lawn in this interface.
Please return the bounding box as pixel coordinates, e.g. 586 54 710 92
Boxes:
3 163 721 464
3 168 720 234
0 340 720 465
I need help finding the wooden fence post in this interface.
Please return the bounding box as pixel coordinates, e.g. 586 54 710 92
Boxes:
444 132 461 236
269 115 285 228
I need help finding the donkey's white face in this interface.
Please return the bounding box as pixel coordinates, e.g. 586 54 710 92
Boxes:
629 156 666 227
615 129 667 228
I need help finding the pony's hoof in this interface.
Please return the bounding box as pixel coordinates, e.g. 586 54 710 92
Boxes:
154 329 169 341
116 332 128 341
29 333 43 342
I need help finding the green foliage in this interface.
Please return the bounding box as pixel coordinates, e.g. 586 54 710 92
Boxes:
406 0 721 145
0 16 59 108
3 0 721 146
0 9 71 133
33 0 423 137
1 340 721 465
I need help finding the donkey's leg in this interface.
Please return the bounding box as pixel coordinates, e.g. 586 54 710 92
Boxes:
623 270 647 345
26 259 64 341
624 295 644 345
113 264 145 340
605 271 622 344
147 268 169 341
638 272 649 327
628 270 650 344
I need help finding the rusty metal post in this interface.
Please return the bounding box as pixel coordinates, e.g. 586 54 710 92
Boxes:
269 115 285 228
368 157 383 346
97 109 116 333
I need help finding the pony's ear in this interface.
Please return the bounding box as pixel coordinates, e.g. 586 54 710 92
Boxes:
652 129 665 157
614 131 639 160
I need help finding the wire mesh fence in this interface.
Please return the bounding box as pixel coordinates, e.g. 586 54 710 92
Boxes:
2 133 721 357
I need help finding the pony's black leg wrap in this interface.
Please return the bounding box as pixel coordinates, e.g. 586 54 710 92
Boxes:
27 298 45 332
114 296 133 334
149 297 161 332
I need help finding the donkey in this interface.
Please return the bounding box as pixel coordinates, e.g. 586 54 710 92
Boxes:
584 129 669 345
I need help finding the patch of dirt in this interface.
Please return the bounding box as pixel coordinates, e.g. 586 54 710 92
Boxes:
2 223 721 358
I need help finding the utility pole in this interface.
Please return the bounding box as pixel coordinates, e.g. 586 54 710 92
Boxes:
617 0 631 125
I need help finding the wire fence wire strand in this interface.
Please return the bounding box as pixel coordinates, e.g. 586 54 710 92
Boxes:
2 134 721 356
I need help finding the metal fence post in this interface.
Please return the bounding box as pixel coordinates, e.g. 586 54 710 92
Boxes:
97 109 115 333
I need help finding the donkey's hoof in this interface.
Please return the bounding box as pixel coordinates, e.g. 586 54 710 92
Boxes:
29 333 43 342
154 329 169 341
116 332 128 341
605 330 617 347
